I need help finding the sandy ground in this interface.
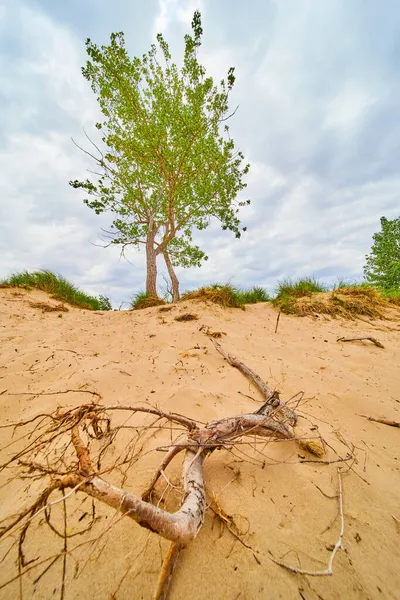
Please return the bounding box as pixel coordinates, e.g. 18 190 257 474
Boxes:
0 287 399 600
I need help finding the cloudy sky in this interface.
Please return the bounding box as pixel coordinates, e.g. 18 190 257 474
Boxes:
1 0 399 306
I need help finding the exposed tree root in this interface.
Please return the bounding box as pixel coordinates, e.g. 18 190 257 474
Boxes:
154 542 183 600
0 343 351 598
205 333 297 425
360 415 400 428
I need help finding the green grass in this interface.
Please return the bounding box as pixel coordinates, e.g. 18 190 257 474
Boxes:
130 291 166 310
236 285 270 304
0 270 111 310
273 277 326 313
331 279 375 291
380 287 400 306
271 276 398 318
181 282 270 308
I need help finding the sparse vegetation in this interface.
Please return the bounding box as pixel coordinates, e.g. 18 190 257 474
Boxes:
29 301 69 313
273 277 327 313
0 270 111 310
174 313 199 322
181 282 269 309
130 291 166 310
272 277 395 319
237 285 270 304
98 294 113 311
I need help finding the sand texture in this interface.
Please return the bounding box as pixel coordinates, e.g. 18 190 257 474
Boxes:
0 287 399 599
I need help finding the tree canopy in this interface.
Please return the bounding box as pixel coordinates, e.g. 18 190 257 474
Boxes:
364 216 400 290
70 11 250 300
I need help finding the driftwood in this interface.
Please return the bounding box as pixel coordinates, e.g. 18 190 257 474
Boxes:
0 340 339 599
337 336 384 349
0 402 295 599
360 415 400 428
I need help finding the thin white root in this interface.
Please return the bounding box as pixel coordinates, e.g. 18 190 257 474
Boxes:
269 470 344 576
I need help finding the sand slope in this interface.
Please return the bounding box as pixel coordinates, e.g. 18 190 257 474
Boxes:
0 288 399 600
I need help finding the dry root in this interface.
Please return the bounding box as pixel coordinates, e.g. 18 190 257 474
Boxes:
0 340 348 599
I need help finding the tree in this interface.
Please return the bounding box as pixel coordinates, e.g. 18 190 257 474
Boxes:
70 11 250 301
364 216 400 290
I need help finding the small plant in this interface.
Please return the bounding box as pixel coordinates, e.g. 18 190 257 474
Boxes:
332 279 373 291
181 282 270 309
237 286 270 304
182 282 245 309
174 313 199 322
98 295 112 311
273 277 326 313
0 270 111 311
130 291 166 310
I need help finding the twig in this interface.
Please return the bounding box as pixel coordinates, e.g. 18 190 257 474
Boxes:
299 453 352 465
274 311 281 334
5 389 101 399
337 336 384 349
269 470 344 576
360 415 400 428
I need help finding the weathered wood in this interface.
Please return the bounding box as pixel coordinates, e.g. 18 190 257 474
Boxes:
337 336 384 349
69 436 206 545
361 415 400 428
209 337 297 425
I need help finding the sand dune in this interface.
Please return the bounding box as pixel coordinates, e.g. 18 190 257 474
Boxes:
0 287 399 599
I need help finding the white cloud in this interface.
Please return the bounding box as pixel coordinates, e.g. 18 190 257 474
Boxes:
1 0 399 306
152 0 204 39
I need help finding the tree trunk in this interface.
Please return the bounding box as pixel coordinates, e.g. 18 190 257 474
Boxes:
163 250 180 302
146 227 158 297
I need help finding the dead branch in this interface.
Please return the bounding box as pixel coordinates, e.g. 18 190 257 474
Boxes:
206 335 297 425
274 310 281 334
337 336 384 349
269 470 344 576
2 339 348 599
299 453 353 465
360 415 400 428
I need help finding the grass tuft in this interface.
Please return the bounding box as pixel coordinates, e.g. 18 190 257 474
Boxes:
174 313 199 322
130 292 166 310
273 277 394 319
236 286 270 304
273 277 326 313
0 270 111 310
182 283 245 309
181 282 270 309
